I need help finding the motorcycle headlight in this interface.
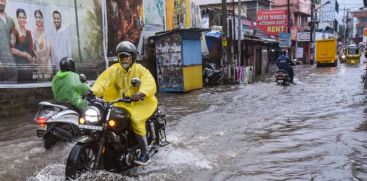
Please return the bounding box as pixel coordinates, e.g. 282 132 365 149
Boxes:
84 106 101 124
342 55 345 59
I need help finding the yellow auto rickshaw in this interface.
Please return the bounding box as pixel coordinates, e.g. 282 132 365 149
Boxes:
344 45 361 65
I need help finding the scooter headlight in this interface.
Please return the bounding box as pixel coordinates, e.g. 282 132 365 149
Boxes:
342 55 345 59
84 106 101 124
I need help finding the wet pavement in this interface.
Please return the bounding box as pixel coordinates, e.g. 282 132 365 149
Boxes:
1 60 367 181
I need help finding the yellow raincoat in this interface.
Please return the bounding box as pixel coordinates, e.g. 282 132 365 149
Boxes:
92 63 158 136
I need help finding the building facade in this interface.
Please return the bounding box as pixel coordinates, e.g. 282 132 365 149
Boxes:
317 0 342 34
271 0 311 63
351 9 367 45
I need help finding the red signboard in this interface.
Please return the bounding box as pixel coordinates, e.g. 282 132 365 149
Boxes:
256 10 288 36
352 10 367 18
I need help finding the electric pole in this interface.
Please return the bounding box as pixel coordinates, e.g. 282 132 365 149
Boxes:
287 0 292 58
222 0 228 81
310 0 315 64
344 9 349 45
238 0 241 70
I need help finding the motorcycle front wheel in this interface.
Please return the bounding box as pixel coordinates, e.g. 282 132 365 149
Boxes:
65 143 98 179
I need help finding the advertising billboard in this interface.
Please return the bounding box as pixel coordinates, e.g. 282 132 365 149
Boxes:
0 0 104 84
256 10 288 36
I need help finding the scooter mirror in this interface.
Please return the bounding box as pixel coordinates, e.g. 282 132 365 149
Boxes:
131 77 141 87
79 74 87 83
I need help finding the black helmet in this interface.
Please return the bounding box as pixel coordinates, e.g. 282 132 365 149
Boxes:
280 49 287 56
116 41 138 61
60 57 75 72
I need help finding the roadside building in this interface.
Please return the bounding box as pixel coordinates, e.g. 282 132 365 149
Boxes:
316 0 342 38
351 9 367 45
271 0 311 64
194 0 278 80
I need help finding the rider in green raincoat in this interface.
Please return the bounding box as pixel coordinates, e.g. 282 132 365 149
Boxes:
52 57 90 111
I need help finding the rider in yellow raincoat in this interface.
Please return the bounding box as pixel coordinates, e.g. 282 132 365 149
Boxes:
92 41 157 166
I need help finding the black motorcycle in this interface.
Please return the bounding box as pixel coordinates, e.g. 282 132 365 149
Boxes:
203 63 224 86
274 69 291 86
361 68 367 89
65 78 169 179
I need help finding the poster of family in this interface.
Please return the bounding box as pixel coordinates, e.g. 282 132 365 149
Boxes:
0 0 104 84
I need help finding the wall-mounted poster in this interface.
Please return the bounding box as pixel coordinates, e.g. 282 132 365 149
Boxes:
155 32 183 91
0 0 104 84
106 0 143 56
143 0 165 32
191 2 201 28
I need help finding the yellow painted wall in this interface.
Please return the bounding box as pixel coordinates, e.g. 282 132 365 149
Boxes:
183 65 203 92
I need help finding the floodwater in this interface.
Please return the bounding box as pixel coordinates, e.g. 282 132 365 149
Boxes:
1 60 367 181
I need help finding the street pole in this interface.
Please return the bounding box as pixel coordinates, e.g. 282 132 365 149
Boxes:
287 0 291 58
345 9 349 45
343 7 347 46
222 0 228 81
310 0 315 65
238 0 241 74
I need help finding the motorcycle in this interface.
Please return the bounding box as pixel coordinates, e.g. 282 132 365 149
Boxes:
34 102 80 149
65 78 169 179
274 69 291 86
203 63 224 86
361 67 367 89
34 74 89 149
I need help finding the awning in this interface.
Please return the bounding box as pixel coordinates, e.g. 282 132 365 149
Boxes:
205 31 222 39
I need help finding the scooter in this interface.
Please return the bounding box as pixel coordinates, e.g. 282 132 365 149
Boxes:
34 102 80 149
34 74 89 149
274 69 291 86
203 63 224 86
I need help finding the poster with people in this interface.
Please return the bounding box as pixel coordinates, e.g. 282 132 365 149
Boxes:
165 0 190 30
143 0 165 32
0 0 104 84
106 0 144 57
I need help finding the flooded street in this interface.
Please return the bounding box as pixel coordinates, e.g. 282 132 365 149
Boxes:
1 62 367 180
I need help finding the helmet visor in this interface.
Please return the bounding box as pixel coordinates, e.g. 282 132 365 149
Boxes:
118 52 132 61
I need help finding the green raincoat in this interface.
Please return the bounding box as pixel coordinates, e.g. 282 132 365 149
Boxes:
52 71 90 111
92 63 158 136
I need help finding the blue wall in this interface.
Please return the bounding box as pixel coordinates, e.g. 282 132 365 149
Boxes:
182 40 202 66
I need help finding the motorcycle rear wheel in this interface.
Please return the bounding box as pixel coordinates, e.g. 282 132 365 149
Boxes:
43 135 57 149
65 143 98 179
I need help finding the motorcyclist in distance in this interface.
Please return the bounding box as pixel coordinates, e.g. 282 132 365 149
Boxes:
91 41 158 166
51 57 90 112
276 49 295 83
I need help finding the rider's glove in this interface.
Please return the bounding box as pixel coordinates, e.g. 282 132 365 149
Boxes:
131 92 145 101
86 90 96 99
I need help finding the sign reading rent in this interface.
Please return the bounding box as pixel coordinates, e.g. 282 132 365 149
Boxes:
256 10 288 36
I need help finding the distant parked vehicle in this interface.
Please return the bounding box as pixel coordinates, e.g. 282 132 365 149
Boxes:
203 63 224 86
315 38 338 67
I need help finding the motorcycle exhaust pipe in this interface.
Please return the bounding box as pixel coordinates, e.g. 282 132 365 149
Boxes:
52 127 73 141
